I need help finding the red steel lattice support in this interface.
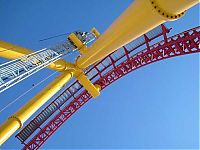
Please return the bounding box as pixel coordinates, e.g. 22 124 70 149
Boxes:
22 26 200 150
16 25 168 144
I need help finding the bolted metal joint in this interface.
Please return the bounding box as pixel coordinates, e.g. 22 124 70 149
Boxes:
150 0 186 20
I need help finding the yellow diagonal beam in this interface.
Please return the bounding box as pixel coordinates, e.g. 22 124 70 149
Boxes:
0 40 68 71
76 0 199 69
0 0 199 146
0 70 73 145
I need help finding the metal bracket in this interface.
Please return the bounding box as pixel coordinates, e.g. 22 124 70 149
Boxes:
150 0 186 20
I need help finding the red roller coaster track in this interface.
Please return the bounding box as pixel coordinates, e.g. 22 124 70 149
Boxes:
18 26 199 150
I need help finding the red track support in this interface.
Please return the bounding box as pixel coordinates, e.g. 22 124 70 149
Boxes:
144 34 151 51
16 25 168 145
21 26 200 150
161 24 171 43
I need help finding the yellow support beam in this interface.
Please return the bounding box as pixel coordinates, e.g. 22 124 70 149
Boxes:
76 72 100 98
68 28 101 54
68 33 84 49
91 27 101 38
68 33 87 54
0 60 101 145
0 70 73 145
155 0 198 15
0 40 32 58
0 0 199 146
0 40 69 71
76 0 199 69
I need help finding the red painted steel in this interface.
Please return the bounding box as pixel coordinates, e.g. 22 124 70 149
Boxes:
16 25 168 144
22 26 200 149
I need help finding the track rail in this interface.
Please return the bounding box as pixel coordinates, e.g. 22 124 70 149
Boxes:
16 25 167 143
20 26 199 149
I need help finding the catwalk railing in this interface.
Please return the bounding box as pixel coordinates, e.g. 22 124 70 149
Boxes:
16 25 200 149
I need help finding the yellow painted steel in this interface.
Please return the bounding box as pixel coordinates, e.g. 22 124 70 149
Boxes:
0 0 199 146
68 28 101 54
68 33 87 54
68 33 84 49
0 40 69 72
0 71 73 145
0 40 32 58
91 27 100 38
67 33 100 97
0 118 20 145
76 0 199 69
78 45 88 55
76 73 100 98
156 0 198 14
48 59 70 71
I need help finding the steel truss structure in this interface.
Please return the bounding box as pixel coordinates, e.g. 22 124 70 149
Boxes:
16 24 167 143
15 26 200 150
0 31 95 93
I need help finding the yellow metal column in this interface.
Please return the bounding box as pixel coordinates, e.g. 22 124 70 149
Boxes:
76 0 199 69
0 71 73 145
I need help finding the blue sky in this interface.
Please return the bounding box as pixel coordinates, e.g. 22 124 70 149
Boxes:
0 0 199 149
